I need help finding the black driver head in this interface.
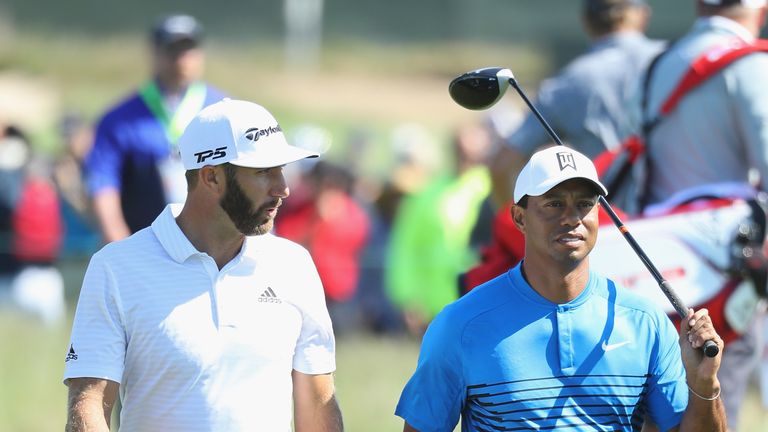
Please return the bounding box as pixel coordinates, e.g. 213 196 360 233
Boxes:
448 67 514 110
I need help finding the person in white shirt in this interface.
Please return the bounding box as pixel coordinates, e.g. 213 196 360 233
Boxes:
63 99 343 432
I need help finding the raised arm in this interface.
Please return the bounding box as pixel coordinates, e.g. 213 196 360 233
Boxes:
292 370 343 432
65 377 119 432
673 308 727 432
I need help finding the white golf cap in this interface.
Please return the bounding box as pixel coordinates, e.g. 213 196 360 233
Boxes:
178 99 319 170
513 146 608 204
700 0 766 8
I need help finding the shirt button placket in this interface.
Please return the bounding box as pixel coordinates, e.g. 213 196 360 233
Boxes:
557 306 574 374
200 255 223 329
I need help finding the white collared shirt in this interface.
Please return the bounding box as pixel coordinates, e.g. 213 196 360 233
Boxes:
64 205 335 431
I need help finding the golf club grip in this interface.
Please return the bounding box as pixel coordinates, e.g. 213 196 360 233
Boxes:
508 79 720 358
703 340 720 358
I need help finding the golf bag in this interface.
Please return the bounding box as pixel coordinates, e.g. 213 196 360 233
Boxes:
590 194 768 343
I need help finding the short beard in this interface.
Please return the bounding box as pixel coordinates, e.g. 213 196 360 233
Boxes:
219 164 276 236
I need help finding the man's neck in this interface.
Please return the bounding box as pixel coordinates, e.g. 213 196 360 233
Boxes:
175 204 245 270
155 77 191 98
520 258 591 304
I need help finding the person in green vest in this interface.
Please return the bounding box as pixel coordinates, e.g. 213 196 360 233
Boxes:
386 122 493 335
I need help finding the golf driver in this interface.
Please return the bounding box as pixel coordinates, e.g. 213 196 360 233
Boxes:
449 67 719 358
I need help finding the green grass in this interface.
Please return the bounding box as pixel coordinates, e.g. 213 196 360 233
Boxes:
335 334 421 430
0 312 70 431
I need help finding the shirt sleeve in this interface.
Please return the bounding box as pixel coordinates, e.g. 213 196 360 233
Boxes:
292 247 336 375
395 307 465 432
85 115 124 195
644 309 688 431
63 251 127 383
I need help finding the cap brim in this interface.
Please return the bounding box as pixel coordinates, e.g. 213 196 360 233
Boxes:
154 35 200 47
519 176 608 203
229 145 320 169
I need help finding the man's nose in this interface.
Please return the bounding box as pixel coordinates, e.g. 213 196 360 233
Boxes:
561 203 582 225
272 174 290 198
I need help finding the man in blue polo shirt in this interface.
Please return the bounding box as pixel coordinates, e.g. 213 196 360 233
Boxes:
396 146 727 431
85 14 226 243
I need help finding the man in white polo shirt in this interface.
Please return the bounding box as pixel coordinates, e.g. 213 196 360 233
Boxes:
63 99 343 431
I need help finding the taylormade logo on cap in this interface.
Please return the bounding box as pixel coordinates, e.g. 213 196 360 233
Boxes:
178 99 319 170
513 146 608 204
244 126 283 142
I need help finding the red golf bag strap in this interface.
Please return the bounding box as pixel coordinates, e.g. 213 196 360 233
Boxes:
660 39 768 115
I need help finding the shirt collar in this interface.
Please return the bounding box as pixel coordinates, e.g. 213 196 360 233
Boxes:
151 204 201 263
510 262 596 309
151 204 264 264
693 16 756 43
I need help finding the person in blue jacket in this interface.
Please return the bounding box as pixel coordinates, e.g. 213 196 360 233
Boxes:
85 14 226 242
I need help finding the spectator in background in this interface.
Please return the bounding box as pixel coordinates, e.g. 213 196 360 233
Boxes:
0 124 65 325
375 123 442 231
342 128 408 335
332 123 440 335
386 122 492 336
85 14 225 243
490 0 663 212
276 160 370 334
462 0 661 292
53 113 99 256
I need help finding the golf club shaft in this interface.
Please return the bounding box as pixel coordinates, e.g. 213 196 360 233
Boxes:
507 78 719 358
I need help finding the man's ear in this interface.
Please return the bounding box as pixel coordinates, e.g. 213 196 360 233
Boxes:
512 204 525 233
200 165 225 193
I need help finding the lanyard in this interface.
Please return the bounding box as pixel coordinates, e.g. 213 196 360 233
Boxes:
139 80 207 145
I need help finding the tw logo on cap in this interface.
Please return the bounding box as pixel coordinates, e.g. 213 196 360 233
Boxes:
244 125 282 142
557 152 577 171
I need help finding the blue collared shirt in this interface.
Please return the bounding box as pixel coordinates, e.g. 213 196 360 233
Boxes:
395 263 687 432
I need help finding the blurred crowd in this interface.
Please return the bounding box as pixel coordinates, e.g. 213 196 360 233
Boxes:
0 106 504 337
0 13 513 336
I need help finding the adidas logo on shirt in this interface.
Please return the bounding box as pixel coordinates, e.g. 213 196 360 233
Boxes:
258 287 282 304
